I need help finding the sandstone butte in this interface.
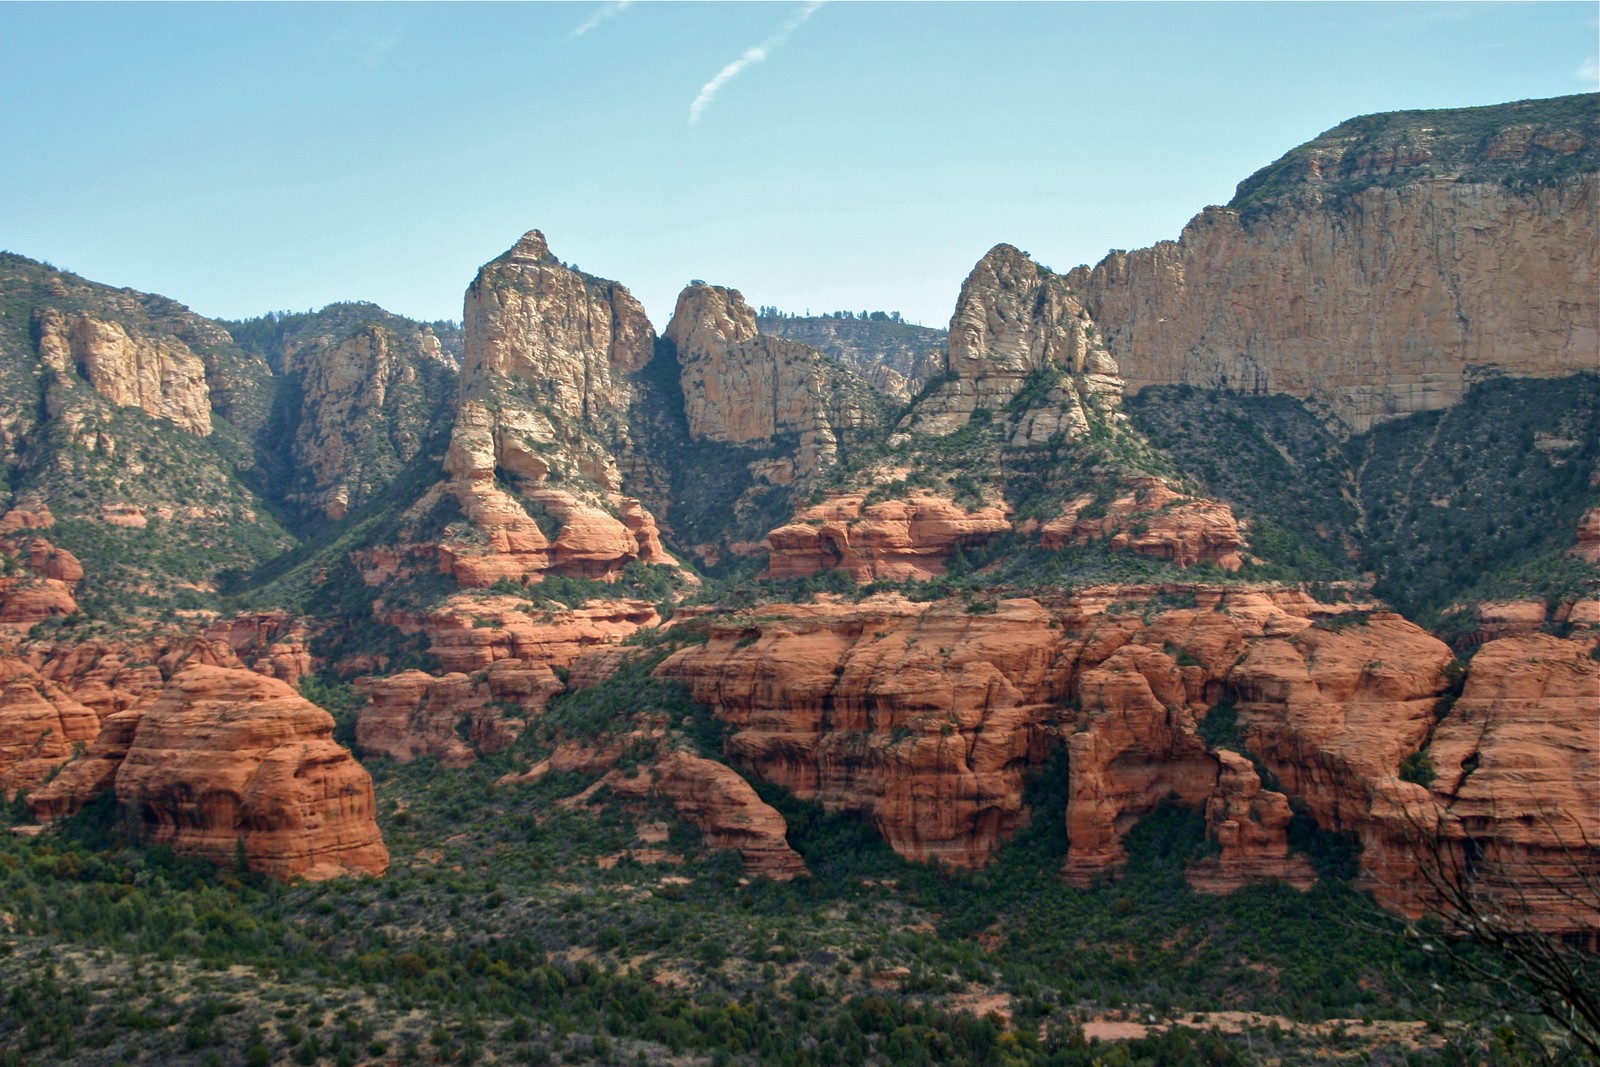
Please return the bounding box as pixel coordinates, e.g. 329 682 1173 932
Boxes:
659 588 1600 935
0 609 339 803
29 665 388 881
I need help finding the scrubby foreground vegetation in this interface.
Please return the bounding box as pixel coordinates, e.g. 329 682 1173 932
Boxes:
0 740 1575 1066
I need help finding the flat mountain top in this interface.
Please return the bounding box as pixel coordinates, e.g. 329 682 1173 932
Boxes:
1230 93 1599 216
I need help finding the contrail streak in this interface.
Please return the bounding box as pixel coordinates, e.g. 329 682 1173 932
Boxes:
570 0 633 41
689 1 824 125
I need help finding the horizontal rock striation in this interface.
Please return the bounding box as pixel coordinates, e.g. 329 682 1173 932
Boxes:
1068 99 1600 432
31 665 387 880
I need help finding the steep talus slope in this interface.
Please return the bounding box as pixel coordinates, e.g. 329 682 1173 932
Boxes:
1070 94 1599 432
1128 373 1600 629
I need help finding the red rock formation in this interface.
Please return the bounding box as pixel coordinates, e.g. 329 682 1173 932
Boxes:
1471 600 1550 644
33 666 387 880
1061 643 1216 883
355 662 563 765
602 751 808 880
349 595 655 764
659 596 1066 867
1227 615 1457 900
1039 477 1245 571
1572 506 1600 564
1415 634 1600 937
499 734 805 879
0 577 79 628
433 468 679 588
1188 751 1317 894
397 594 658 675
766 493 1011 582
204 611 314 686
0 664 100 798
660 585 1503 914
0 506 55 534
29 708 140 820
19 539 83 584
0 535 84 628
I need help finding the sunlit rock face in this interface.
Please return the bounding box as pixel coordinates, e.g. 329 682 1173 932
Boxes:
1069 102 1599 432
31 666 389 881
900 244 1124 441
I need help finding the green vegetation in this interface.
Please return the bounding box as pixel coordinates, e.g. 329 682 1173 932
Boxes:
3 681 1569 1066
1130 375 1600 634
1231 94 1600 219
1350 374 1600 631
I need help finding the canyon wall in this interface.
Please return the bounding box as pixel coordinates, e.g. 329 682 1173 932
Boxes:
1068 98 1599 432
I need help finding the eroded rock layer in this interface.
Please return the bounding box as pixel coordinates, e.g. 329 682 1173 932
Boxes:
766 492 1011 582
659 586 1599 934
32 665 388 880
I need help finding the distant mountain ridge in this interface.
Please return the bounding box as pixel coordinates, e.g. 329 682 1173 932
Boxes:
0 94 1593 964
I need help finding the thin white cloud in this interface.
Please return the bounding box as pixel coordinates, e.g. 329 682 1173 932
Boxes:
689 1 825 125
570 0 633 41
366 34 400 67
1579 55 1600 88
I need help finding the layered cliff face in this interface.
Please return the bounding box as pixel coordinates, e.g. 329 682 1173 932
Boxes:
34 307 214 435
658 585 1594 932
353 594 658 764
411 232 683 589
1069 96 1600 432
766 491 1011 581
457 230 652 493
0 607 337 801
278 321 458 523
1417 632 1600 937
666 283 880 481
900 244 1124 441
0 532 82 629
659 596 1067 867
32 665 388 880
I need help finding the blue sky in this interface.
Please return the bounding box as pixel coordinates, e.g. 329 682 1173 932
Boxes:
2 2 1595 330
